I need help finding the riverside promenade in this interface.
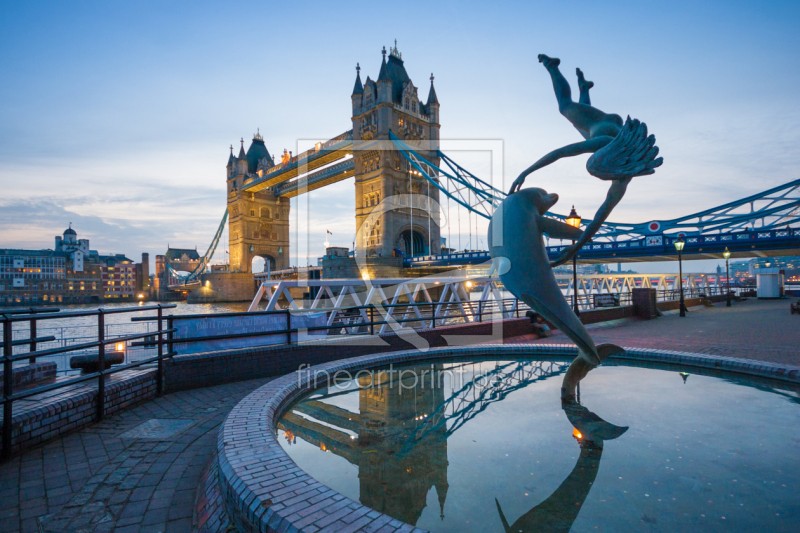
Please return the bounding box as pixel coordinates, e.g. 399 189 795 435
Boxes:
0 297 797 533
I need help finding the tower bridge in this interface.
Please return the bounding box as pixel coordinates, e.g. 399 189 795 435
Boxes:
167 43 800 300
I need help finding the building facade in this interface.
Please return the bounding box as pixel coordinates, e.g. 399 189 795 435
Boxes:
0 226 144 306
351 43 441 258
99 254 137 300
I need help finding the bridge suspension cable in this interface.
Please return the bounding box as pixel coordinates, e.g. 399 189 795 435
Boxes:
390 131 800 243
166 208 229 284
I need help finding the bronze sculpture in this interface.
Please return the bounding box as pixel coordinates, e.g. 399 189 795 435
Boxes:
491 54 664 397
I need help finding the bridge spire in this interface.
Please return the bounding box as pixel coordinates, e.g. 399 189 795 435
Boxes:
378 48 389 82
238 138 246 159
352 63 363 96
427 72 439 105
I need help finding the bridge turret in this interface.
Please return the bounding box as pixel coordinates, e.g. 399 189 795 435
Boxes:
226 145 235 178
236 138 248 175
351 63 363 117
352 42 442 259
376 47 392 104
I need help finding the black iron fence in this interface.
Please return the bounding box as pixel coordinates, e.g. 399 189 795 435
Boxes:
1 304 177 460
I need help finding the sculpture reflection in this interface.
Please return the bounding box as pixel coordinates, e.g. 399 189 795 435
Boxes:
494 397 628 533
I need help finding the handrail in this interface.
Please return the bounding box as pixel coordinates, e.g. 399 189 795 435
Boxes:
1 304 177 461
2 304 177 323
0 336 56 348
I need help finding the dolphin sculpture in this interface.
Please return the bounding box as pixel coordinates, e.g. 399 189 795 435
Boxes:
494 398 628 533
488 187 624 397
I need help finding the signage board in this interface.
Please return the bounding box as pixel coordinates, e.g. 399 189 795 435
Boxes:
172 312 327 355
645 235 663 247
594 294 620 308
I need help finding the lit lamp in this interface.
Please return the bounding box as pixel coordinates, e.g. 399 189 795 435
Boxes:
723 247 731 307
566 206 582 316
674 236 687 317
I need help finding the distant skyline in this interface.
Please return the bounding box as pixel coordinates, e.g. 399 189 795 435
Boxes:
2 0 799 273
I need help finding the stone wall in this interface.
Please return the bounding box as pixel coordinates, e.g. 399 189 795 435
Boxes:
188 272 258 303
0 370 156 456
0 361 56 395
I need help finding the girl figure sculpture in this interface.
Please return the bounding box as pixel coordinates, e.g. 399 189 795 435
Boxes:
509 54 664 266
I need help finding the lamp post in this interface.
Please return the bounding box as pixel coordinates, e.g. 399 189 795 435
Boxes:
566 206 582 316
674 236 686 317
723 247 731 307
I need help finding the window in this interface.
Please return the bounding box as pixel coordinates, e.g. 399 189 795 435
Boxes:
260 207 271 218
250 209 255 216
412 101 417 113
92 282 96 290
275 212 280 220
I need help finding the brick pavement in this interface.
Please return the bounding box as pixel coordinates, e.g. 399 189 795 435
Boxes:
0 377 272 533
504 298 800 366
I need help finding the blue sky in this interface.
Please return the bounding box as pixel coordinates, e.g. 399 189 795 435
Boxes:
1 0 798 273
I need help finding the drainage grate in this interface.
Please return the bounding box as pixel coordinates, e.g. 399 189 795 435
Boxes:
118 418 196 440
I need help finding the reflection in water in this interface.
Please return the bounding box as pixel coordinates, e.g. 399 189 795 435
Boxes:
278 360 567 525
494 399 628 533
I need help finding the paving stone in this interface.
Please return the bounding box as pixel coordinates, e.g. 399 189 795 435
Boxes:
0 377 271 533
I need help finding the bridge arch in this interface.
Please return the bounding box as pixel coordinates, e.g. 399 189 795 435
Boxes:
397 228 426 257
251 254 277 273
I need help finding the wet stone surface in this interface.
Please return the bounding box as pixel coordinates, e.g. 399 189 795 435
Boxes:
0 377 271 533
117 419 197 441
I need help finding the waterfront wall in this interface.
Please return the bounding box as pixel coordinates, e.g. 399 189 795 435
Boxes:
188 272 258 303
0 369 155 457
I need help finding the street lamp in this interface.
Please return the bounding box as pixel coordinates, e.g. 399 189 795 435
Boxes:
566 206 582 316
674 236 686 317
723 247 731 307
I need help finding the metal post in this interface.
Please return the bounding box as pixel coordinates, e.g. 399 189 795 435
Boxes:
29 317 37 364
431 302 435 329
3 317 13 460
572 240 580 317
369 306 374 336
167 316 174 357
286 311 292 345
515 298 519 318
97 309 105 421
678 251 686 317
726 258 732 307
156 305 163 397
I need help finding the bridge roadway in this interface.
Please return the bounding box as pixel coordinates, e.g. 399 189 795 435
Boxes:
405 226 800 266
240 130 354 195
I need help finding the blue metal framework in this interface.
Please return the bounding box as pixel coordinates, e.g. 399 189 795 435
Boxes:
390 131 800 264
166 209 228 283
405 227 800 266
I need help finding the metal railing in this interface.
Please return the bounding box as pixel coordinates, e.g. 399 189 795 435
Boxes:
1 304 176 461
131 298 529 351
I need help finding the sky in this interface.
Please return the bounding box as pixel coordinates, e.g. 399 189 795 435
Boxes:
1 0 799 274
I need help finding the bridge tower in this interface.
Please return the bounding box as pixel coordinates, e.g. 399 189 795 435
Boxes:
351 43 441 258
226 132 290 273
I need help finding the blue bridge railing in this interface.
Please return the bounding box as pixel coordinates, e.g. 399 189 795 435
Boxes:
404 228 800 267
